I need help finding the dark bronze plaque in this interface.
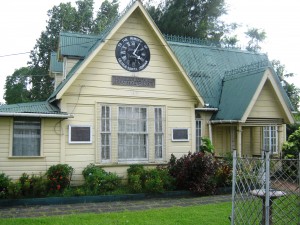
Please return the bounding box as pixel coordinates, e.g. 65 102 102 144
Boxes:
112 76 155 88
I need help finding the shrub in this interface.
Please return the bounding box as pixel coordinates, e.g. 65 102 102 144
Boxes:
82 163 121 194
0 173 11 199
214 160 232 188
7 181 22 199
168 152 218 195
127 165 144 193
282 127 300 158
29 174 48 197
46 164 74 193
127 165 174 194
143 167 175 193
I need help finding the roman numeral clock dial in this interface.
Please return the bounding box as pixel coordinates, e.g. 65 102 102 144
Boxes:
115 36 150 72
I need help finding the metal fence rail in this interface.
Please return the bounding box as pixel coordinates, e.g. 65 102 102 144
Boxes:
231 150 300 225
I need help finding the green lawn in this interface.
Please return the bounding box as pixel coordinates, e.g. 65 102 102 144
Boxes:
0 202 231 225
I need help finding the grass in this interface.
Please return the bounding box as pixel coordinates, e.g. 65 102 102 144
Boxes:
0 202 231 225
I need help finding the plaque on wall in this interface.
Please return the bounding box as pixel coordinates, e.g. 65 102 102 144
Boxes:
112 76 155 88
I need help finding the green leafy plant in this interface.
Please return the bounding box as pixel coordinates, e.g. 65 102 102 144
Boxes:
127 165 144 193
282 127 300 158
199 137 215 154
46 164 74 193
7 181 22 199
82 163 120 194
0 172 11 199
127 165 174 194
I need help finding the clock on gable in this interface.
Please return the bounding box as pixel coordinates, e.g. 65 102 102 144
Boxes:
115 36 150 72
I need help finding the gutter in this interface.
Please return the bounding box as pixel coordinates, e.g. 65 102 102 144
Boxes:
0 112 73 119
209 120 241 124
195 108 218 112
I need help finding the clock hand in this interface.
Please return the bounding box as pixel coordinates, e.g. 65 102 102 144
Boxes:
133 43 141 59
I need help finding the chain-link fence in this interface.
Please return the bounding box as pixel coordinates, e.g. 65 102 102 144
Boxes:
231 150 300 225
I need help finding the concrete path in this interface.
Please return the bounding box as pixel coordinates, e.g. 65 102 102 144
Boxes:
0 194 231 218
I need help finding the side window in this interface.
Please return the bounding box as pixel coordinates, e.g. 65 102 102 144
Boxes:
13 118 41 156
172 128 189 142
195 119 202 152
155 107 164 159
263 126 278 154
69 125 92 144
101 105 111 161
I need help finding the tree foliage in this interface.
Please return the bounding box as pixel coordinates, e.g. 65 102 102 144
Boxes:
245 27 266 53
144 0 230 41
4 68 31 104
4 0 119 104
271 59 300 111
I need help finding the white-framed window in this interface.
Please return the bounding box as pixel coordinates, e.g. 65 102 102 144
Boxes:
263 126 278 154
155 107 164 159
101 105 111 161
118 106 148 161
13 117 41 156
195 119 202 152
172 128 189 142
69 125 92 144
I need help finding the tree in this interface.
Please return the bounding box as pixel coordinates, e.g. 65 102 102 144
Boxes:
4 68 31 104
245 27 266 53
93 0 119 34
282 127 300 158
271 59 300 111
4 0 119 104
144 0 230 41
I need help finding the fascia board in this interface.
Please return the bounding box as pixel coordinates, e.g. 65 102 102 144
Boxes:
266 69 295 124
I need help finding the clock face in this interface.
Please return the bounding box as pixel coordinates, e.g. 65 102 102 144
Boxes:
115 36 150 72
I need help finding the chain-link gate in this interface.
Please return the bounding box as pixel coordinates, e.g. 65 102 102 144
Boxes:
231 150 300 225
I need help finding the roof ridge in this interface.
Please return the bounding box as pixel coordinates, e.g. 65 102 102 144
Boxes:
60 31 100 39
165 34 268 56
223 59 270 81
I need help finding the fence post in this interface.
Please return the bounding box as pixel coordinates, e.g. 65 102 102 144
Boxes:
231 150 237 225
265 150 270 225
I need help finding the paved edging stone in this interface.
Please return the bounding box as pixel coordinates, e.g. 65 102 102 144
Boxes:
0 194 232 218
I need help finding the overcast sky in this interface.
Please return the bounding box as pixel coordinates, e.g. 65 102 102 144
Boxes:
0 0 299 103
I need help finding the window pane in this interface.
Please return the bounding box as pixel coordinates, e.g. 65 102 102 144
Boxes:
118 106 148 160
70 127 91 142
155 108 164 159
263 126 278 153
195 120 202 152
101 106 111 161
13 118 41 156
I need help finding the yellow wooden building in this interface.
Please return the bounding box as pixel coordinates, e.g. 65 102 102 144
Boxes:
0 1 295 183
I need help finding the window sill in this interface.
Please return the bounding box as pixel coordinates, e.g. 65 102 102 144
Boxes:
8 156 45 159
96 161 168 167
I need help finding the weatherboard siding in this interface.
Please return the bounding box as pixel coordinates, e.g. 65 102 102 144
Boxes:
0 118 62 180
56 10 197 182
249 80 284 118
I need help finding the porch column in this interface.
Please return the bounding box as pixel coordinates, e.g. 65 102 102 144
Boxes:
208 122 213 143
237 123 242 157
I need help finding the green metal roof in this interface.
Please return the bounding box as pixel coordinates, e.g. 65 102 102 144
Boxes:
48 31 293 120
49 52 63 73
59 32 100 58
213 68 266 120
167 41 268 108
0 101 70 117
7 0 291 121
